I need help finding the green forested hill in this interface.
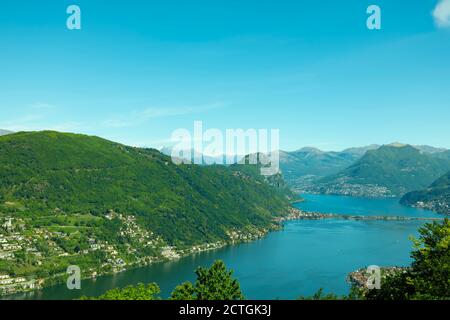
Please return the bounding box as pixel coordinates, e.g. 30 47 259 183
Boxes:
310 145 450 197
0 131 290 245
0 131 293 292
400 171 450 214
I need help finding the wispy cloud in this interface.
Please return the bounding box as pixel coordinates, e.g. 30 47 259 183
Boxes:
0 101 226 137
29 102 58 110
0 114 46 131
102 102 226 128
0 117 87 133
433 0 450 28
0 102 87 133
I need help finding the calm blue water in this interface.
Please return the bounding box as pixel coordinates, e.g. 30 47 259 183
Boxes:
6 195 443 300
297 194 443 218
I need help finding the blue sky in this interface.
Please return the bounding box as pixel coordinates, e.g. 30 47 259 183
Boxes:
0 0 449 151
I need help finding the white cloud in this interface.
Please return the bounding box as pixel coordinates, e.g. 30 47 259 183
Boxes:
0 101 227 141
0 116 86 133
0 103 86 133
101 102 226 128
30 102 58 110
433 0 450 28
0 114 45 131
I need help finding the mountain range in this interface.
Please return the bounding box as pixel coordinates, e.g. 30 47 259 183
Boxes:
278 145 380 190
278 144 450 193
159 142 450 200
159 146 242 165
302 144 450 197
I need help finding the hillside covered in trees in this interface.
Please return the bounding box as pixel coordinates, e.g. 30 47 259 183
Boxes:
0 131 292 294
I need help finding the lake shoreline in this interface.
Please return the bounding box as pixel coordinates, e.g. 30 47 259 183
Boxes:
3 199 439 300
1 213 285 299
286 208 444 222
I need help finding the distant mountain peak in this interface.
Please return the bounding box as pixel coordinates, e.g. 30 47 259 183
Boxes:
0 129 14 136
296 147 323 154
313 143 450 197
342 144 380 156
386 142 408 148
413 145 448 154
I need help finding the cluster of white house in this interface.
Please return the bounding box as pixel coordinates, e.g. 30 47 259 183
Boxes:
0 274 38 295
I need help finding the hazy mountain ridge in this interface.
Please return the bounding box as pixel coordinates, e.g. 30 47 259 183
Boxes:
278 145 380 191
276 143 450 195
431 150 450 161
0 129 13 136
414 145 448 154
159 146 243 166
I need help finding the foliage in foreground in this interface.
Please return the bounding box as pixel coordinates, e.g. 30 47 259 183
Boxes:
81 260 243 300
300 219 450 300
364 218 450 300
297 288 344 300
171 260 244 300
80 283 161 300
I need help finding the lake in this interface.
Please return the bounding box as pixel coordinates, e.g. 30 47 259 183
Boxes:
6 194 443 300
297 194 443 218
